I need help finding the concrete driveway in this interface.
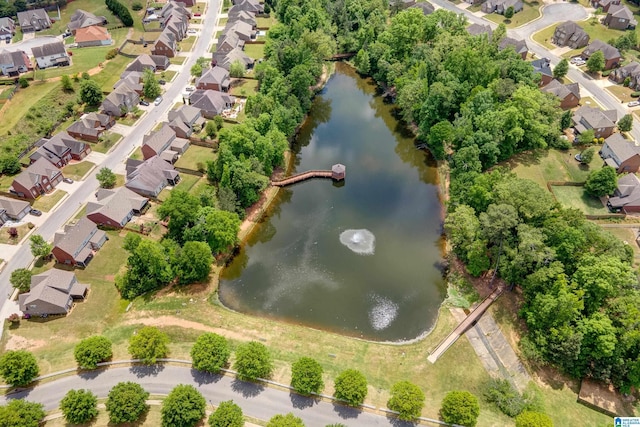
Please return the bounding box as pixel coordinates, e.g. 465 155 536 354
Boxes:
3 35 62 56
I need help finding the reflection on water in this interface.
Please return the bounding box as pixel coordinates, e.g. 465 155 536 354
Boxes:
219 63 446 342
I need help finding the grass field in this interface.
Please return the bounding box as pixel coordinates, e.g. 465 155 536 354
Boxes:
38 0 119 36
0 223 31 245
62 161 95 181
230 78 259 97
0 81 58 137
179 36 197 52
130 147 143 161
33 46 113 81
551 185 610 214
257 16 277 28
157 174 201 201
531 24 558 50
32 189 67 212
174 145 217 170
92 55 131 92
244 43 265 60
484 0 541 28
91 132 123 154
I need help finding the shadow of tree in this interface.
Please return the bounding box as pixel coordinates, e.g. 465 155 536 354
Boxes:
230 378 264 398
129 363 165 378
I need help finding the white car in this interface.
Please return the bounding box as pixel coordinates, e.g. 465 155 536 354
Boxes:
629 101 640 107
154 96 163 106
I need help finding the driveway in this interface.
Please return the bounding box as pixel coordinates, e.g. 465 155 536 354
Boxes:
3 35 62 56
0 366 415 427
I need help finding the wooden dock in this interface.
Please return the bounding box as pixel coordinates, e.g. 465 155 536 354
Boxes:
427 285 505 364
271 164 345 187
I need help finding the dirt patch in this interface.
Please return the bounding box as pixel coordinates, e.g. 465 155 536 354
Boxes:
104 275 115 281
5 334 47 351
153 282 211 298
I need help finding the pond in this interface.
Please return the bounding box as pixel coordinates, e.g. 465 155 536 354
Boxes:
219 64 446 342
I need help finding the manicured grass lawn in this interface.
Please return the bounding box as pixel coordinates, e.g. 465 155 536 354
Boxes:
33 46 115 80
540 18 628 58
579 96 600 107
120 41 155 56
484 0 541 28
551 185 610 215
191 18 202 24
38 0 119 36
62 161 95 181
257 16 277 28
173 173 201 193
32 189 67 212
230 78 259 97
0 223 32 245
92 55 131 92
174 145 217 170
607 84 636 103
531 24 557 50
170 56 187 65
193 2 207 13
130 147 143 161
219 17 228 25
91 132 123 154
244 43 265 60
179 36 197 52
117 114 139 126
161 70 177 82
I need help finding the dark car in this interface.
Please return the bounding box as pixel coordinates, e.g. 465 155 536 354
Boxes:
63 177 73 184
29 209 42 216
140 100 150 106
158 79 166 85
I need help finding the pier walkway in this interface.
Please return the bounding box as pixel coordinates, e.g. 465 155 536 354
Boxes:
271 164 346 187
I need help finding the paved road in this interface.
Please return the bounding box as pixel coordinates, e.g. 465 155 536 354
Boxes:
0 366 413 427
0 0 220 334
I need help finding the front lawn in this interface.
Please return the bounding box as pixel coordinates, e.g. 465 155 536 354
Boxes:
607 84 636 103
0 223 32 245
91 132 123 154
531 24 557 50
174 145 217 171
32 189 67 212
62 161 95 180
484 0 541 28
244 43 265 60
129 147 143 161
33 46 115 80
170 56 187 65
551 185 610 215
178 36 197 52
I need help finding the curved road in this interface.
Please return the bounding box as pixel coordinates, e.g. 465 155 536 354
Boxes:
0 366 415 427
515 3 588 35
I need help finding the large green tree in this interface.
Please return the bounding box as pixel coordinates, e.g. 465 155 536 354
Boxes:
191 332 230 374
29 235 51 259
78 79 103 106
9 268 31 292
586 51 605 73
0 400 45 427
234 341 273 381
60 389 98 424
440 391 480 427
387 381 425 421
553 58 569 79
333 369 368 406
290 357 324 396
116 239 173 299
0 350 39 386
128 326 169 364
161 384 206 427
157 190 201 242
143 68 161 99
106 382 149 424
584 166 617 197
74 335 113 369
618 113 634 132
184 208 241 255
208 400 243 427
173 241 213 285
96 167 117 188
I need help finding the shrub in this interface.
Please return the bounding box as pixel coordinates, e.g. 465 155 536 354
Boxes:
387 380 425 421
18 77 28 88
0 400 45 427
105 48 119 60
191 332 230 374
106 382 149 424
161 384 206 427
74 335 113 369
234 341 273 381
60 389 98 424
515 411 553 427
10 268 31 292
208 400 243 427
484 379 528 417
291 357 324 396
333 369 367 406
132 1 143 10
440 391 480 427
128 326 169 364
266 413 305 427
601 69 612 77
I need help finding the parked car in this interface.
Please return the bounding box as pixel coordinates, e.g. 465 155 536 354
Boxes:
140 100 150 106
154 96 163 106
574 153 583 162
63 177 73 184
629 101 640 108
29 209 42 216
158 79 166 85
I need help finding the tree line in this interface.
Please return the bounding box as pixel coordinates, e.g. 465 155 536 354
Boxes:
105 0 134 27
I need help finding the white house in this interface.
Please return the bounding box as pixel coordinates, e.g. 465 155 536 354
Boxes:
32 41 69 69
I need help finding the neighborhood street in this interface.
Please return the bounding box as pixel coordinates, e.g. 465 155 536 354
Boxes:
0 366 415 427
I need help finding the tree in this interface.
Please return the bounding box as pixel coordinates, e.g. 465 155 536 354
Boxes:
143 68 161 100
29 234 51 259
191 332 230 374
0 155 21 175
106 382 149 424
586 51 605 73
579 147 595 164
61 74 74 91
266 413 305 427
290 357 324 396
387 381 425 421
188 209 241 255
0 400 45 427
578 128 596 145
560 110 572 130
18 77 28 88
60 389 98 424
504 5 514 19
234 341 273 381
553 58 569 79
426 120 454 160
173 241 213 285
191 63 203 77
161 384 206 427
128 326 169 364
584 166 618 197
333 369 368 406
96 167 116 188
440 391 480 427
515 411 553 427
116 239 173 299
0 350 39 386
9 268 31 292
157 190 201 241
74 335 113 369
205 120 218 139
229 60 245 78
79 79 103 106
618 113 633 132
208 400 243 427
123 232 142 251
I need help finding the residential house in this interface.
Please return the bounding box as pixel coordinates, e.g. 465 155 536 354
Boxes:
531 57 554 86
0 49 31 76
75 26 112 48
0 17 15 41
125 54 170 73
101 82 140 116
232 0 265 14
10 157 63 199
482 0 523 14
603 4 637 30
142 123 180 160
498 37 529 60
114 74 143 95
609 61 640 87
465 0 484 5
52 217 108 267
32 41 70 69
164 11 188 38
19 269 88 317
228 8 258 25
17 9 51 32
467 23 493 38
591 0 620 11
608 173 640 212
582 40 621 70
66 112 115 142
152 30 178 57
86 186 149 228
409 2 435 14
217 31 244 55
213 47 255 71
196 66 231 91
29 131 91 167
189 89 235 119
541 79 581 109
551 21 590 49
125 156 181 198
572 105 617 138
160 1 191 20
67 9 107 34
599 133 640 173
167 104 203 138
223 20 256 42
0 196 30 226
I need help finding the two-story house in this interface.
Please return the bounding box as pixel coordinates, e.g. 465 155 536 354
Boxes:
32 41 70 69
10 157 63 199
572 105 618 138
551 21 590 49
52 217 108 267
599 133 640 173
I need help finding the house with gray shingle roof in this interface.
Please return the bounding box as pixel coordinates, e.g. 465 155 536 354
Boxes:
603 4 636 30
608 172 640 212
228 10 257 28
541 79 580 109
17 8 51 32
0 17 15 41
167 104 203 138
409 2 435 14
142 123 180 160
125 54 169 73
467 23 493 38
29 131 90 167
10 157 63 199
101 82 140 116
217 31 244 55
599 133 640 173
19 269 88 317
573 105 617 138
32 41 69 69
223 20 256 42
582 40 621 70
0 195 30 225
213 47 255 71
52 217 108 267
609 61 640 88
196 66 230 92
189 89 235 119
67 9 107 34
67 112 115 142
498 37 529 60
0 49 31 76
125 157 181 198
482 0 523 14
232 0 264 14
552 21 590 49
531 57 553 86
86 187 149 228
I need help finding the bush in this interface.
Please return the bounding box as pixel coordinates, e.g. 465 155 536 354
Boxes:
387 381 425 421
601 69 612 77
632 91 640 98
18 77 28 88
291 357 324 396
0 350 39 386
106 0 134 26
234 341 273 381
440 391 480 427
0 400 45 427
105 48 119 60
10 268 31 292
549 136 572 150
60 389 98 424
266 413 305 427
515 411 553 427
585 166 618 197
484 379 529 417
191 332 230 374
132 1 143 10
106 382 149 424
161 384 206 427
74 335 113 369
333 369 368 406
208 400 243 427
128 326 169 364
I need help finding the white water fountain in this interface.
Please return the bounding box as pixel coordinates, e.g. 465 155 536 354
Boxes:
339 229 375 255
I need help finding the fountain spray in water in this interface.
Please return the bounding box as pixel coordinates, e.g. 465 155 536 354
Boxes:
339 229 375 255
368 294 399 331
